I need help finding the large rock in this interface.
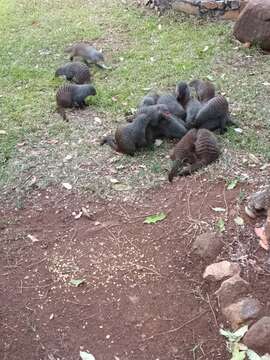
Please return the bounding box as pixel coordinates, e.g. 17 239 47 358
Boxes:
222 297 262 329
192 232 223 260
233 0 270 51
203 260 240 281
244 317 270 355
215 274 250 309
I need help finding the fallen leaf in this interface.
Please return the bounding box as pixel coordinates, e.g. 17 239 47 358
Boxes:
27 234 40 243
112 183 131 191
202 46 209 52
69 279 85 287
144 212 167 224
49 313 54 320
246 349 263 360
0 130 7 135
81 207 93 219
62 182 72 190
63 154 73 162
212 207 226 212
234 128 243 134
248 154 260 164
217 218 225 233
220 325 248 343
154 139 163 147
234 216 244 226
74 211 82 220
109 178 119 184
80 351 95 360
227 179 238 190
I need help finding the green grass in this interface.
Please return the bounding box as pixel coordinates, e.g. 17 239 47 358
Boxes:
0 0 269 199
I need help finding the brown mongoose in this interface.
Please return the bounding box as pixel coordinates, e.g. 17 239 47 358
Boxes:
64 43 108 69
168 128 220 182
189 79 215 103
56 84 96 121
55 62 91 84
185 95 231 134
175 81 202 124
100 113 153 155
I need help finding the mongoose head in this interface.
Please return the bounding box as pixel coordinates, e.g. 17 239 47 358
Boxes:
175 81 190 106
85 84 97 97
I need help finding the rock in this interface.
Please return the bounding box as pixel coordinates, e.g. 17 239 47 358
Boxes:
222 297 262 329
221 9 241 20
233 0 270 51
192 232 223 260
203 260 240 281
215 274 250 309
201 0 218 9
243 317 270 355
172 1 200 15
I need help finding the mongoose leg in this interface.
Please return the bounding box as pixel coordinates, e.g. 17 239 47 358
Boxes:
178 162 203 176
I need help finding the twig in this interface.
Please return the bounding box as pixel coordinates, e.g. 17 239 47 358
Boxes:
26 257 46 269
206 293 218 328
66 300 92 306
144 310 209 340
129 262 162 277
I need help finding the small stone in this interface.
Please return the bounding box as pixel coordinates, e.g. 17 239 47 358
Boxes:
201 0 218 9
215 274 250 309
222 297 262 329
244 317 270 355
172 1 200 15
192 232 223 260
203 260 240 281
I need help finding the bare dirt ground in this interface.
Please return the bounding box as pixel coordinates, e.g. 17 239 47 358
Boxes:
1 172 270 360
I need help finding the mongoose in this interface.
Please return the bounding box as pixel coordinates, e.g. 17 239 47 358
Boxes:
133 104 187 139
245 186 270 219
139 91 160 108
157 94 186 121
55 62 91 84
175 82 202 124
168 128 220 182
64 43 108 69
56 84 96 121
100 113 153 156
189 79 215 103
186 95 230 134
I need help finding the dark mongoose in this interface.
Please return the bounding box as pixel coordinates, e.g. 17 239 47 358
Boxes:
133 104 187 139
157 94 186 121
185 95 230 134
175 82 202 124
64 43 108 69
168 128 220 182
139 91 160 108
56 84 96 121
55 62 91 84
101 107 187 155
100 113 153 155
189 79 215 103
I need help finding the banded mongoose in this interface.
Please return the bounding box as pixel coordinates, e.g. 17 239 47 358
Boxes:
56 84 96 121
55 62 91 84
64 43 108 69
168 128 220 182
189 79 215 103
139 91 160 108
157 93 186 121
132 104 187 139
100 113 153 156
245 186 270 219
186 95 231 134
175 82 202 124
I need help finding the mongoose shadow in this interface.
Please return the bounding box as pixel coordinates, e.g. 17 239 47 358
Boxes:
168 128 220 182
55 62 91 84
56 84 96 121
